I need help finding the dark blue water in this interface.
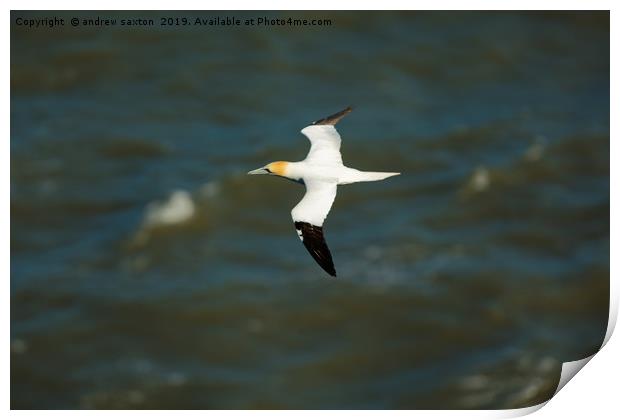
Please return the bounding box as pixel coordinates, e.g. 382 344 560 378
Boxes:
11 11 609 409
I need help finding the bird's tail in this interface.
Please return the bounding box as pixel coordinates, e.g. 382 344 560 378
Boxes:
352 171 401 183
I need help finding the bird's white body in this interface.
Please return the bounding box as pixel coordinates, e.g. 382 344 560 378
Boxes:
248 107 400 276
284 161 398 186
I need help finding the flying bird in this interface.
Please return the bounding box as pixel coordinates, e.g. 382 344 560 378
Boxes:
248 106 400 276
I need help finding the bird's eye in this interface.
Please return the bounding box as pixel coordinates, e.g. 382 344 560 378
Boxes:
264 168 272 173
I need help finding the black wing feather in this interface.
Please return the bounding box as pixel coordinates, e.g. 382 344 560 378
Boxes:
312 106 353 126
294 222 337 277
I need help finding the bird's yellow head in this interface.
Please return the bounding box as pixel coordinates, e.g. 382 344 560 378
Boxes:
248 161 289 177
266 161 289 176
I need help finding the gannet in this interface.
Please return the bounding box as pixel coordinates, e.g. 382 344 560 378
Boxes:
248 106 400 276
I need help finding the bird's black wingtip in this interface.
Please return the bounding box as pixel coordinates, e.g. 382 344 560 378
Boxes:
324 265 337 277
312 106 354 126
321 265 337 277
294 221 338 277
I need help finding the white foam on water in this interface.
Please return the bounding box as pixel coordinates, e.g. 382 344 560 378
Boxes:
456 354 561 410
524 135 548 162
460 374 490 391
468 166 491 192
144 190 195 227
524 143 545 162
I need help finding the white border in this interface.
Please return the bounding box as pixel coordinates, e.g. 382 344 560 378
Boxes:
5 1 616 418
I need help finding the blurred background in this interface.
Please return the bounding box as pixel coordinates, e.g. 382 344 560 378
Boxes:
11 11 609 409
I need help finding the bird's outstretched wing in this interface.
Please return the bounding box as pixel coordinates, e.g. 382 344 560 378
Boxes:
291 178 338 276
300 106 352 165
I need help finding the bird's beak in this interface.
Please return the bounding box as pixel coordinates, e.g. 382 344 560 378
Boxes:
247 167 269 175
